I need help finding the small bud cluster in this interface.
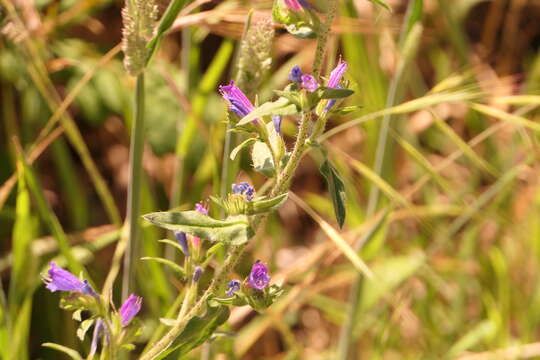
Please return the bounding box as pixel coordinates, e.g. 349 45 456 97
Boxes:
43 262 142 354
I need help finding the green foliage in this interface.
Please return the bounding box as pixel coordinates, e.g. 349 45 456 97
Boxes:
319 159 347 228
143 211 254 245
154 305 230 360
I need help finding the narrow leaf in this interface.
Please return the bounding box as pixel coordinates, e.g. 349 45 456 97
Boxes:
141 257 186 278
319 160 347 228
318 87 355 99
154 306 230 360
249 193 289 214
230 138 257 160
143 211 254 245
237 98 298 126
42 343 83 360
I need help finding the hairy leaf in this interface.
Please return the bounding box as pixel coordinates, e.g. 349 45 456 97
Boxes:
237 98 298 126
143 211 254 245
251 141 275 177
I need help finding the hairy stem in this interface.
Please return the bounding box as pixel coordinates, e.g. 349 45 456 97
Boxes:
312 0 339 77
140 244 245 359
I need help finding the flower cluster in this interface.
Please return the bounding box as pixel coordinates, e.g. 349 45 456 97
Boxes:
232 182 255 201
43 262 142 355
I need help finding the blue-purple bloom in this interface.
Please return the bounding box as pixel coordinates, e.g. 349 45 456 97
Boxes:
195 202 208 215
174 231 190 257
327 61 348 88
192 266 203 282
120 294 142 327
284 0 306 11
232 182 255 201
90 319 103 356
45 262 85 293
325 61 348 112
272 115 282 135
301 74 319 92
289 65 303 83
247 261 270 290
226 280 241 296
219 81 255 118
81 280 98 297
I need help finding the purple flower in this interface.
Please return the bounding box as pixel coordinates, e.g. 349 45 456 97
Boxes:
226 280 241 296
247 261 270 290
81 280 98 298
174 231 189 257
192 266 203 282
219 81 255 118
325 61 348 112
272 115 282 135
195 202 208 215
289 65 303 83
284 0 305 11
119 294 142 327
327 61 348 88
45 262 84 293
90 319 103 356
301 74 319 92
232 182 255 201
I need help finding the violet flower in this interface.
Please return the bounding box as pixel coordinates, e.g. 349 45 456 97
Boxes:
289 65 303 83
247 261 270 290
192 266 203 282
174 231 189 257
272 115 282 135
226 280 241 296
327 61 348 88
45 262 84 293
284 0 305 11
119 294 142 327
89 319 103 356
195 202 208 215
325 61 348 112
232 182 255 201
301 74 319 92
219 81 255 118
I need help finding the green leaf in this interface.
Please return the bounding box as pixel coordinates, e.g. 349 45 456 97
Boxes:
76 319 95 341
154 305 230 360
319 160 347 228
318 87 355 99
230 138 257 160
236 98 298 126
42 343 83 360
143 211 254 245
331 105 363 115
251 141 275 177
249 193 289 214
157 239 189 255
367 0 391 11
141 257 186 278
146 0 188 64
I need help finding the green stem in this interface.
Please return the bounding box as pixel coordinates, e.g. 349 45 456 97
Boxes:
312 0 338 77
140 244 245 360
121 74 146 301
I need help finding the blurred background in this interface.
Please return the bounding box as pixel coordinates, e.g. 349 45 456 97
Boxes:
2 0 540 358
